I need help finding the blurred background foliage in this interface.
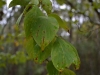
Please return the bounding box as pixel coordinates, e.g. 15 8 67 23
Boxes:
0 0 100 75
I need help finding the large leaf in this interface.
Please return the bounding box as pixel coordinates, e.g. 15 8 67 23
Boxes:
51 37 80 71
47 61 59 75
49 13 69 32
61 69 76 75
41 0 52 13
64 40 80 70
32 16 59 50
33 43 52 63
24 6 44 38
9 0 30 7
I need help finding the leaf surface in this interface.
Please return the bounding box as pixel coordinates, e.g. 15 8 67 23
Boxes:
24 6 44 38
32 16 59 50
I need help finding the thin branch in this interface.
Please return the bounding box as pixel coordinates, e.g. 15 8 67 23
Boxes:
88 0 100 20
65 0 100 27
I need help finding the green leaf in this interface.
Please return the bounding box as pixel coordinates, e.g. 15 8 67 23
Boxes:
41 0 52 13
10 55 18 64
33 43 52 63
64 41 80 70
51 37 80 71
0 0 6 8
24 37 35 59
16 13 23 26
47 61 76 75
0 63 6 68
47 61 60 75
25 37 51 63
49 13 69 32
24 6 44 38
9 0 30 7
56 0 66 5
61 69 76 75
93 2 100 9
32 16 59 50
16 51 27 64
31 0 39 5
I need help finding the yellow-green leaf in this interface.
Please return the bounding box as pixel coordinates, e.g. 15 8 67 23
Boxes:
0 0 6 8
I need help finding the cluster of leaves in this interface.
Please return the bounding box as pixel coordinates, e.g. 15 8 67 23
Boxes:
9 0 80 75
0 51 28 67
0 25 28 67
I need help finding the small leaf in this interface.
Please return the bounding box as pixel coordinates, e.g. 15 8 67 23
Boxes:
93 2 100 9
49 13 69 32
56 0 66 5
16 13 23 26
32 16 59 50
16 51 27 64
41 0 52 13
10 55 18 64
0 0 6 8
0 63 6 68
51 37 80 71
61 69 76 75
33 43 52 63
47 61 60 75
24 6 44 38
31 0 39 5
9 0 30 7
